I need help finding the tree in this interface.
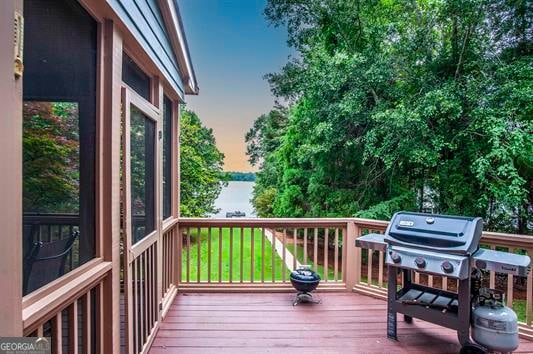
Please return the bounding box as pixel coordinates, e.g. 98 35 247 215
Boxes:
248 0 532 233
245 106 288 217
180 109 227 217
23 102 80 213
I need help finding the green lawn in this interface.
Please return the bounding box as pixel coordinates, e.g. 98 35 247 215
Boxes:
181 228 290 282
181 228 342 283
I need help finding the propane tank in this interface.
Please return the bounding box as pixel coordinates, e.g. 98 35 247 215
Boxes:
471 288 519 353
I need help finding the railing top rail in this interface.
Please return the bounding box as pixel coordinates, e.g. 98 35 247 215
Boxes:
178 217 352 228
23 213 80 225
481 231 533 249
178 217 533 248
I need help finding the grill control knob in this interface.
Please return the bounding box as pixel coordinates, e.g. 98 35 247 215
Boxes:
441 261 454 274
390 252 401 264
414 257 426 269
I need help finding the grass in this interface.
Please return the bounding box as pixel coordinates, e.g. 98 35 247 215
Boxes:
182 228 290 282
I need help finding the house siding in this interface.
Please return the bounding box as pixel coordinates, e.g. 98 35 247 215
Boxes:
107 0 185 97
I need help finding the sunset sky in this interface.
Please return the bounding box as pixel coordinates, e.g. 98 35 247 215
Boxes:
178 0 292 172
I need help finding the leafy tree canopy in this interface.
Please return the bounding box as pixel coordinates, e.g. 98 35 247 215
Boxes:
180 109 227 217
247 0 532 233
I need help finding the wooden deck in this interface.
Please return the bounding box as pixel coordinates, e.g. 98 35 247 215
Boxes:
150 292 533 354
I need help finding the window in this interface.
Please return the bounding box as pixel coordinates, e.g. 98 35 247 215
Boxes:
162 96 173 220
122 54 151 101
22 0 97 295
130 106 156 243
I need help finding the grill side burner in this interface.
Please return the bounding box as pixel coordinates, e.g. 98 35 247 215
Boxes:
356 211 530 353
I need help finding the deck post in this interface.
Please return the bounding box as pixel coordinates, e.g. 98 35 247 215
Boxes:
100 19 123 353
0 0 23 336
344 221 360 290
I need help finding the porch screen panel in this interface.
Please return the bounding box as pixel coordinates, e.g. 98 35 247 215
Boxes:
130 106 156 243
123 54 151 102
162 96 173 220
22 0 97 295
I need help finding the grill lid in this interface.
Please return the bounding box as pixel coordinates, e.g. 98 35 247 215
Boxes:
384 212 483 255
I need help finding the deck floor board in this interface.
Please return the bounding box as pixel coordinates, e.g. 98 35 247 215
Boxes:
150 292 532 353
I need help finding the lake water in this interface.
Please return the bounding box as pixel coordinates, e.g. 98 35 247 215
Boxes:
212 181 256 218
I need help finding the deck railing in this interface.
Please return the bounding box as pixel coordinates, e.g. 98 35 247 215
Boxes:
176 219 351 291
175 217 533 339
22 259 110 353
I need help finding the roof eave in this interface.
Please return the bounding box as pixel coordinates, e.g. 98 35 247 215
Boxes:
158 0 199 95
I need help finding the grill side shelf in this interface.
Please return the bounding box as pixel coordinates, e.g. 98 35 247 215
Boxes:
355 233 386 252
472 249 530 277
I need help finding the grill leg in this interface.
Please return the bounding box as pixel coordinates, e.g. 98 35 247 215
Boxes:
457 277 471 346
402 270 413 323
387 265 398 340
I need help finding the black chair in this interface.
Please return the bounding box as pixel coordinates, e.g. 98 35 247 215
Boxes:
23 230 79 294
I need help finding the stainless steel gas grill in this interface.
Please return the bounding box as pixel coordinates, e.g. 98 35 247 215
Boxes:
356 212 530 353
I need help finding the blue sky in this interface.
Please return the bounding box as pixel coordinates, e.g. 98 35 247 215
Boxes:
178 0 292 171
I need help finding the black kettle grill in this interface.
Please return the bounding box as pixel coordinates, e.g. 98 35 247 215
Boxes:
290 266 321 306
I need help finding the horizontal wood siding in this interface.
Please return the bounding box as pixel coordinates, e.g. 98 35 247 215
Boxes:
108 0 184 97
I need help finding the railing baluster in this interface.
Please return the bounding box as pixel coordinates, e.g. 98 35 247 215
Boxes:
414 271 420 284
282 229 286 282
442 276 448 291
334 228 339 282
229 227 233 283
240 227 244 283
490 245 496 288
303 228 308 265
162 234 166 292
428 275 434 288
218 227 222 283
507 274 514 308
378 250 383 288
527 249 533 326
324 228 329 282
251 227 254 282
161 232 165 289
133 259 138 354
52 312 62 353
271 229 276 282
197 227 201 283
140 254 145 345
341 227 347 283
186 227 190 283
146 250 150 338
367 249 373 286
37 324 43 337
147 247 152 331
169 234 172 290
261 228 265 283
154 245 158 323
207 227 211 283
165 231 169 291
293 228 297 270
69 298 79 354
314 228 318 273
